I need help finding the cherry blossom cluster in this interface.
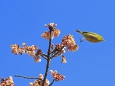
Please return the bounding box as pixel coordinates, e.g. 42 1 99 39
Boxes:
49 35 78 63
51 34 79 56
50 70 65 81
61 34 79 52
29 74 50 86
42 23 78 51
41 23 79 63
0 76 14 86
41 23 60 40
49 43 65 57
10 43 42 62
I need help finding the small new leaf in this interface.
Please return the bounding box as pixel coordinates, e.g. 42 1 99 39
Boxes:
61 55 67 63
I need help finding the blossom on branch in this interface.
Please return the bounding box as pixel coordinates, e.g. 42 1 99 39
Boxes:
34 49 43 62
50 34 79 61
0 76 14 86
29 74 50 86
44 22 57 28
10 43 42 62
41 23 60 40
54 44 66 56
53 28 60 37
61 34 79 52
10 44 20 55
50 70 65 81
41 31 54 40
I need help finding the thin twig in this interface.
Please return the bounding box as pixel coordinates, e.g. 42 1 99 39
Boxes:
15 75 38 79
49 79 55 86
42 53 48 57
41 54 47 60
49 48 56 54
42 30 52 86
50 46 64 59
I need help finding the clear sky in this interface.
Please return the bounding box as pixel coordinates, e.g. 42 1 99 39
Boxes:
0 0 115 86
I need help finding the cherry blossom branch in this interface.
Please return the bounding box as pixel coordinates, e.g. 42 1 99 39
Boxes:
42 30 52 86
9 23 78 86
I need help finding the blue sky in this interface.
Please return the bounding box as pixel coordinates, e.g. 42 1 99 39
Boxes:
0 0 115 86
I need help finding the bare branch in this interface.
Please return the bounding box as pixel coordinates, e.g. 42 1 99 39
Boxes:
49 79 55 86
41 53 48 60
42 53 48 57
15 75 39 79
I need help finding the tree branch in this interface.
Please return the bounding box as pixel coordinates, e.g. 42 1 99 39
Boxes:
14 75 38 79
41 54 48 60
42 30 52 86
50 46 64 59
49 79 55 86
42 53 48 57
49 48 56 54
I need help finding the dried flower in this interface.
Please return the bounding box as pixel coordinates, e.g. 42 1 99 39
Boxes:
29 74 49 86
49 22 57 27
10 43 40 62
42 23 60 40
52 44 66 56
39 74 43 80
61 34 79 52
10 44 20 55
41 31 54 40
55 44 64 50
0 76 14 86
68 45 79 52
34 56 41 62
44 22 56 31
50 70 65 81
29 82 34 86
27 51 36 57
35 49 43 56
22 42 26 46
53 28 60 36
45 22 57 27
11 48 19 55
